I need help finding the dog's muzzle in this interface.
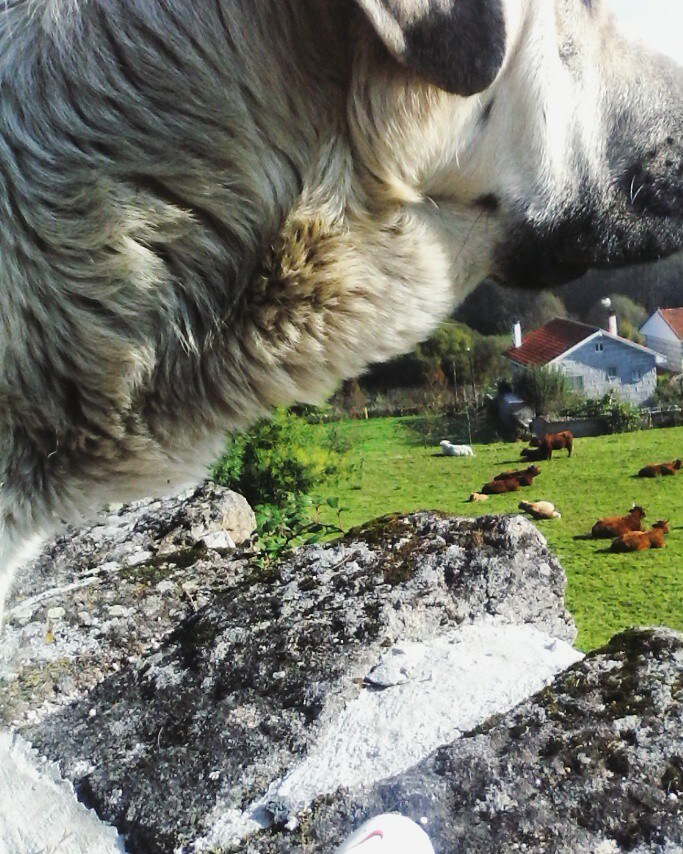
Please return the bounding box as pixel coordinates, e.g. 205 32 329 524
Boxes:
496 160 683 290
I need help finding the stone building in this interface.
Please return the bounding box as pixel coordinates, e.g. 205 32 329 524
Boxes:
506 317 664 406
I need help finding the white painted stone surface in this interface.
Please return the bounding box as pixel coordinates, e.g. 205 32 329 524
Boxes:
197 622 582 851
0 730 126 854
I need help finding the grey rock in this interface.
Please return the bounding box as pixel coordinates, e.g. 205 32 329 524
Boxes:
10 499 677 854
198 487 255 546
269 627 683 854
0 502 683 854
14 512 575 852
0 482 253 726
201 530 237 552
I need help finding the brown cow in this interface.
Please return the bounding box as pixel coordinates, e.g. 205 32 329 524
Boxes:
493 465 541 482
610 521 669 552
482 478 521 495
520 447 546 462
637 460 682 478
591 506 646 539
530 431 573 461
484 464 540 494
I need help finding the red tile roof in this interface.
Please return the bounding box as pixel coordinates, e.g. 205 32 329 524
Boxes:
506 318 599 367
660 308 683 340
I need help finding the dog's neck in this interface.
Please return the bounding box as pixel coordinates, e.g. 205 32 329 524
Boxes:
241 125 493 413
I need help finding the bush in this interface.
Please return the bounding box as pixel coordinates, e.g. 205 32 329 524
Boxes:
562 393 644 433
211 408 346 507
212 410 351 567
651 375 683 409
513 366 576 416
250 494 343 569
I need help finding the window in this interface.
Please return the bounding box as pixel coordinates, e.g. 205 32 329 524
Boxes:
607 366 618 381
595 343 604 352
632 368 643 382
568 376 584 391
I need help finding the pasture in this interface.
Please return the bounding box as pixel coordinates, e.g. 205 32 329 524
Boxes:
310 419 683 651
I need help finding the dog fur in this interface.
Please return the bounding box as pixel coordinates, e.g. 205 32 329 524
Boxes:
0 0 681 615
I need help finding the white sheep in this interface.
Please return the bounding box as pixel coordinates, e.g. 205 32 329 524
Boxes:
440 440 474 457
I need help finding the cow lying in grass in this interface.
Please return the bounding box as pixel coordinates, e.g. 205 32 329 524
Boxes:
610 521 669 552
519 500 561 520
637 460 682 478
494 465 541 484
591 506 646 539
520 447 547 463
482 478 522 495
482 465 540 494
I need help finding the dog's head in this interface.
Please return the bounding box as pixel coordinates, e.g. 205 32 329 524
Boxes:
351 0 682 292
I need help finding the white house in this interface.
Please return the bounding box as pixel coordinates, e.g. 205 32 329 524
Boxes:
639 308 683 373
506 317 665 406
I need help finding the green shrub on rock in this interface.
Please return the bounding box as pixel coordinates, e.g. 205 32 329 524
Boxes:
212 409 345 507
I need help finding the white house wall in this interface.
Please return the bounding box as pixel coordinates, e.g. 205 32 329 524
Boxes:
554 336 657 405
640 313 678 343
640 313 682 373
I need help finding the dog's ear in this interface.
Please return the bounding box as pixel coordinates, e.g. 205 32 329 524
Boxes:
354 0 507 95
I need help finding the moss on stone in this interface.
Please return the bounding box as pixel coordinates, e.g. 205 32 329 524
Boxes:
344 514 413 549
0 658 73 725
381 541 421 587
120 544 208 584
344 514 429 587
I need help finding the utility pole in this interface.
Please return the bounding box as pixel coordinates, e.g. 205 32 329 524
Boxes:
466 347 476 404
452 359 457 410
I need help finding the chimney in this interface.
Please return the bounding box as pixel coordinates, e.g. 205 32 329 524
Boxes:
512 321 522 349
608 314 618 337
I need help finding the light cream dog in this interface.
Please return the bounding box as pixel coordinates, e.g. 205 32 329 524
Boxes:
0 0 681 615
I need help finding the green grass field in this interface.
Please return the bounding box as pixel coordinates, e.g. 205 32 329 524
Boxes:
310 418 683 651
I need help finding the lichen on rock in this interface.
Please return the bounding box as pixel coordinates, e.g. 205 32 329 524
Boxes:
2 489 679 854
277 627 683 854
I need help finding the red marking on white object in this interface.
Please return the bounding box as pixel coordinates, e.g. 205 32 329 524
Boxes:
349 828 384 847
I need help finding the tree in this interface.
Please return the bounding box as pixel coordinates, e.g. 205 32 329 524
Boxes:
585 293 647 344
586 294 647 338
456 252 683 336
555 252 683 317
455 281 567 336
522 292 568 330
360 321 513 396
415 321 474 384
513 366 576 416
